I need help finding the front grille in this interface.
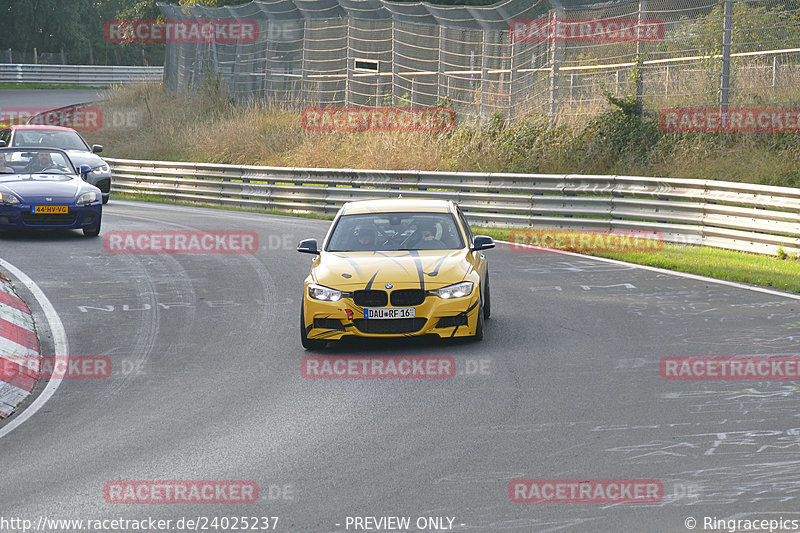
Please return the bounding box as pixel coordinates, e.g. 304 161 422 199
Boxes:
390 289 426 307
353 318 426 334
353 290 387 307
21 213 76 226
313 318 345 330
436 315 468 328
95 179 111 193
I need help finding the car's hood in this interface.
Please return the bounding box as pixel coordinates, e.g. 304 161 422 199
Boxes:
312 249 473 289
0 175 82 201
64 150 106 169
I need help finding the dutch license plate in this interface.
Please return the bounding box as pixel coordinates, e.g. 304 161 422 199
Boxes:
33 205 68 214
364 307 416 319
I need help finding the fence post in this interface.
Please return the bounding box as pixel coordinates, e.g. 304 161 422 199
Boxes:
299 19 308 106
772 55 779 87
569 74 575 103
508 38 517 122
548 7 564 126
635 0 647 112
720 0 733 121
391 19 397 106
345 18 352 107
479 40 488 121
437 25 445 103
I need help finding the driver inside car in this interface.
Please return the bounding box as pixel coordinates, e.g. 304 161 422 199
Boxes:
24 152 56 173
415 222 446 249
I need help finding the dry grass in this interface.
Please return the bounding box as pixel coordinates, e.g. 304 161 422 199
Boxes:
83 83 800 187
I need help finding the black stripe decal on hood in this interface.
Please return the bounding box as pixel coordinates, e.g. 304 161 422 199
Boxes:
364 270 380 290
408 250 425 290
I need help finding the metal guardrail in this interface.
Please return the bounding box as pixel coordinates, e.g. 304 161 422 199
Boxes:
106 157 800 255
0 64 163 86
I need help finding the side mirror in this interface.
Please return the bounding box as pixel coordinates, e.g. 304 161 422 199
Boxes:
0 140 6 148
79 164 92 179
471 235 495 252
92 144 103 153
297 238 320 255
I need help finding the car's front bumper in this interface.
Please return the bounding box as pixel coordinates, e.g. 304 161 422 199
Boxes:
302 286 481 341
0 203 102 230
87 175 111 201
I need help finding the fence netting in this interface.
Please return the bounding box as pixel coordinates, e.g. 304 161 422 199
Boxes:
157 0 800 124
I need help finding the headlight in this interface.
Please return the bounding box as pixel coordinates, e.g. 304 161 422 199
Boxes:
76 191 98 206
0 192 20 205
89 165 110 175
428 281 474 299
308 283 342 302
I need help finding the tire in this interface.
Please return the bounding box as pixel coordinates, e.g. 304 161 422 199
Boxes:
473 299 484 341
300 302 326 350
83 222 101 237
102 195 110 205
483 273 491 319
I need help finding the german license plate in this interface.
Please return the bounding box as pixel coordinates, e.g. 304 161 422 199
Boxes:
364 308 416 319
33 205 68 214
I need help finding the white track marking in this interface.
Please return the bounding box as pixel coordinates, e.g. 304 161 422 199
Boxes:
0 258 69 440
500 240 800 302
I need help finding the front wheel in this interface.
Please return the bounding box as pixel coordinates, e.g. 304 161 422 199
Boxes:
300 303 326 350
483 273 491 319
83 222 101 237
472 300 484 341
102 195 110 205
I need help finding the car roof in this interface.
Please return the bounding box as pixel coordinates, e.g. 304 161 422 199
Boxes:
3 124 76 132
340 198 455 215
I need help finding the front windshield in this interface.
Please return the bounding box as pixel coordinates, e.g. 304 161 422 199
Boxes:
326 212 465 252
11 130 88 151
0 149 75 175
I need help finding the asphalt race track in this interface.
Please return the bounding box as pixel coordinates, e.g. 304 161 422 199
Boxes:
0 89 105 110
1 200 799 532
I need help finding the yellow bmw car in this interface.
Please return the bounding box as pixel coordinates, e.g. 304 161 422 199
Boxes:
298 199 494 349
